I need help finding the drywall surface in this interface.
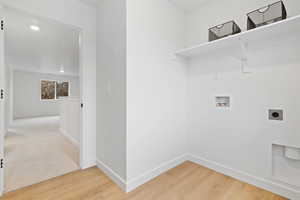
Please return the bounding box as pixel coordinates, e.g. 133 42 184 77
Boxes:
186 0 300 197
188 62 300 197
0 0 97 168
126 0 187 182
96 0 127 180
186 0 300 46
13 70 79 119
60 97 81 145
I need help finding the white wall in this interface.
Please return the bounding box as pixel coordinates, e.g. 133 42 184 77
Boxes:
96 0 127 181
126 0 187 184
96 0 300 197
60 97 81 146
96 0 187 188
13 70 79 119
186 0 300 198
0 0 97 169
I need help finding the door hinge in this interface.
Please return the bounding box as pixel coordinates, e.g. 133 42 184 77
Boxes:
1 20 4 31
0 89 3 99
0 159 3 169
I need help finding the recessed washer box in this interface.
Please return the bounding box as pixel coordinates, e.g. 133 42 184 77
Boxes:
269 109 283 121
216 96 230 108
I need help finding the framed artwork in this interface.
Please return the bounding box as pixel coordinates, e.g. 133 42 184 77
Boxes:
41 80 70 100
56 81 69 99
41 80 56 100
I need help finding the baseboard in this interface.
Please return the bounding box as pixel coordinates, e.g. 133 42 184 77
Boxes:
96 154 299 199
96 159 127 191
96 155 188 193
126 154 188 192
60 128 79 147
187 154 300 200
81 159 96 170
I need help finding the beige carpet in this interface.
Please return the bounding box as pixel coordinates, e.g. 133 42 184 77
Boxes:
4 116 80 192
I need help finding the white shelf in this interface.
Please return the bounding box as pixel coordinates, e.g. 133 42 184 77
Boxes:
273 139 300 149
175 15 300 61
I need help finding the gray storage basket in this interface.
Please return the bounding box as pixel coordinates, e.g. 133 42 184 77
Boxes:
209 21 241 42
247 1 287 30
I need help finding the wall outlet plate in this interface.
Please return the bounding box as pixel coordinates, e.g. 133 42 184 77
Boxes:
269 109 283 121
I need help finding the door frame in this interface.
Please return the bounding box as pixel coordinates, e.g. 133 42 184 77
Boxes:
0 5 86 195
0 5 5 196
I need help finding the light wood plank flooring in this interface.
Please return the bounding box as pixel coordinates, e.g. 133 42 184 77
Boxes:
1 161 287 200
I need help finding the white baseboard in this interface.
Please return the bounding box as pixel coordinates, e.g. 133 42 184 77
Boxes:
96 154 299 199
126 154 188 192
187 154 300 200
81 159 96 170
96 155 188 193
60 128 79 147
96 159 127 191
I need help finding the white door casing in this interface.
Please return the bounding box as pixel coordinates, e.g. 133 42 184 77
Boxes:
0 5 5 195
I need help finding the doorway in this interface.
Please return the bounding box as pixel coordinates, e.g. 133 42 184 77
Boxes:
1 7 83 193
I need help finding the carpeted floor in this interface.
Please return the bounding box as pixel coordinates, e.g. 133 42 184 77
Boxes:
4 116 79 192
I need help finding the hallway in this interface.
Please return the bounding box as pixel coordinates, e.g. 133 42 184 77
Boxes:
4 116 79 192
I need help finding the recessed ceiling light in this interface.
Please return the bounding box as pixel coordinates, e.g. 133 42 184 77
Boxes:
30 25 40 31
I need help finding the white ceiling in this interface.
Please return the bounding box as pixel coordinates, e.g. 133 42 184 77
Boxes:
5 8 80 76
170 0 211 12
80 0 98 6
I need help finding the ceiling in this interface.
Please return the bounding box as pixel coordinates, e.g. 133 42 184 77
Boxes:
80 0 209 10
170 0 211 12
5 8 80 76
80 0 98 6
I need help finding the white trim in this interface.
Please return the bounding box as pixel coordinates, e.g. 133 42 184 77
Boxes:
126 154 188 192
96 153 300 199
8 68 13 126
81 159 96 170
59 128 79 147
0 10 5 196
96 159 127 191
12 68 79 77
96 155 188 193
187 154 300 200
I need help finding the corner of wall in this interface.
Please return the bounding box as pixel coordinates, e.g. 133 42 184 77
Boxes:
187 154 300 200
126 154 188 193
96 159 127 191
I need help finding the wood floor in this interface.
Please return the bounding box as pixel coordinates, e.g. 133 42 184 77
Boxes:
1 161 287 200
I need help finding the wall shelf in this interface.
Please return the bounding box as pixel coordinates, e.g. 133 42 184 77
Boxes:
175 14 300 62
273 139 300 150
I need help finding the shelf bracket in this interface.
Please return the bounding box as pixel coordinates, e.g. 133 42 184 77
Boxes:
238 38 252 73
